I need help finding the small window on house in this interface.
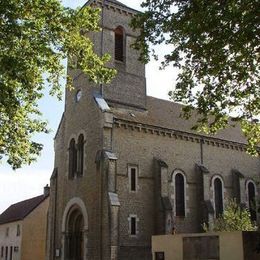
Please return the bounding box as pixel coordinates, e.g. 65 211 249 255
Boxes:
175 173 185 217
128 166 138 192
69 138 77 179
214 177 224 218
114 26 124 62
77 134 84 177
247 181 257 221
1 247 4 257
16 224 20 236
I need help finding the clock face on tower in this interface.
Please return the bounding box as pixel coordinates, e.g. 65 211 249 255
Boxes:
75 90 82 102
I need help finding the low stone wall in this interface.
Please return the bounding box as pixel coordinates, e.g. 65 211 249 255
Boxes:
152 231 260 260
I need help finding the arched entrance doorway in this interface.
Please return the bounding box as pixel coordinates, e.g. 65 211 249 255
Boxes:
66 209 84 260
62 198 88 260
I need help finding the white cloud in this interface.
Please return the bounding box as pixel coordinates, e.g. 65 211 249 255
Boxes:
0 170 50 213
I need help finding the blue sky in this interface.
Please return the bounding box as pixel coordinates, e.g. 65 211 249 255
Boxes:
0 0 176 213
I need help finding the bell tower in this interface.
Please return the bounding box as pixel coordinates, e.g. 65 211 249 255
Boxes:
87 0 147 109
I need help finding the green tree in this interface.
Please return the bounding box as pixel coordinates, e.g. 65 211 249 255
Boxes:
132 0 260 154
0 0 116 169
203 199 256 232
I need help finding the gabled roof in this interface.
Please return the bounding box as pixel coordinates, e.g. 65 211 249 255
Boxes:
111 96 247 144
0 194 48 225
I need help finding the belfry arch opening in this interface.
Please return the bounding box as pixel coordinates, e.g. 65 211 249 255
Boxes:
114 26 124 62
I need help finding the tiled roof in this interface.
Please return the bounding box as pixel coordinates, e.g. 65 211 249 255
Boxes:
111 96 246 144
0 195 48 225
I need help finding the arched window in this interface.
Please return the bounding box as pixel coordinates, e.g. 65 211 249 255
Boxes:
77 134 84 177
247 181 257 221
175 172 185 217
214 177 224 218
69 139 77 179
114 26 124 62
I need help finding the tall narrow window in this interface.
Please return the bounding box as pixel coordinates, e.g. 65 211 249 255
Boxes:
128 166 138 192
69 139 77 179
214 177 224 217
247 181 256 221
115 26 124 61
175 173 185 217
77 134 84 177
128 215 138 236
1 247 4 257
130 168 136 191
130 217 136 235
16 224 20 236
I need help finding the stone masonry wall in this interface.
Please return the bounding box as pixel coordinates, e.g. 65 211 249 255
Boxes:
112 123 260 258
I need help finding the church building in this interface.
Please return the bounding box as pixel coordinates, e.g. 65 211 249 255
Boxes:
47 0 260 259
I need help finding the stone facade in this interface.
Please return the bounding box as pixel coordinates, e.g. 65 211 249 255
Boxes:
47 1 260 260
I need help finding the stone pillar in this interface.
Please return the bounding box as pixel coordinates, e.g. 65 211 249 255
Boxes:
161 166 168 197
154 159 173 234
232 169 245 205
83 229 88 260
103 111 114 151
196 164 214 230
103 151 120 260
203 171 215 229
109 193 120 260
240 178 246 205
108 159 117 192
61 232 66 260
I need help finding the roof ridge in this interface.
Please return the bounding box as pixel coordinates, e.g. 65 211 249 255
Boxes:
9 194 44 207
0 194 48 225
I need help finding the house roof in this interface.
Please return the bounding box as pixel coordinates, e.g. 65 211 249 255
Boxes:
111 96 247 144
0 194 48 225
